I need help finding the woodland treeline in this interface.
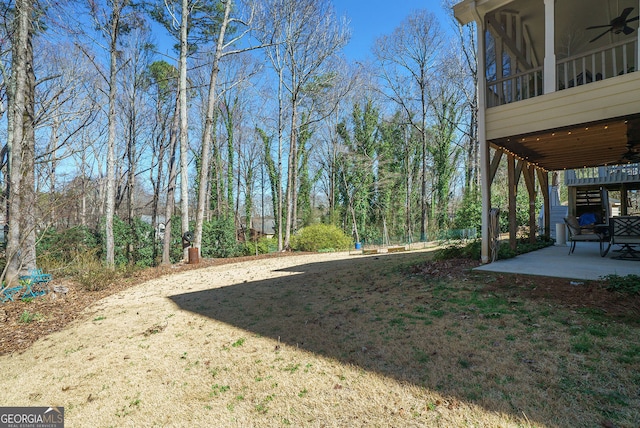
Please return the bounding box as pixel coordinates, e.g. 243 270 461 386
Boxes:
1 0 536 283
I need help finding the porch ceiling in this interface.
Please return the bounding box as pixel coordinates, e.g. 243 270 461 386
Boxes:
490 115 640 171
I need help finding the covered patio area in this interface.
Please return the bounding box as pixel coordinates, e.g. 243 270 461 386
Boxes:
474 242 639 280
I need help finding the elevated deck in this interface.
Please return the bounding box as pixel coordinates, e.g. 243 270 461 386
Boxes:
565 164 640 187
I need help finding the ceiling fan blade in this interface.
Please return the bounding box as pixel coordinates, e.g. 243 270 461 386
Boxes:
590 28 612 43
623 25 635 35
586 24 613 29
620 7 634 21
626 16 639 23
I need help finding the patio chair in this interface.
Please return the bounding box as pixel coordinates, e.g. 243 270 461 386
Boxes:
609 216 640 260
564 216 611 256
1 286 23 303
18 268 52 299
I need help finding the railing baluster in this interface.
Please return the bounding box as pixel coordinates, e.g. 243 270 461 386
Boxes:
486 39 635 106
518 75 523 100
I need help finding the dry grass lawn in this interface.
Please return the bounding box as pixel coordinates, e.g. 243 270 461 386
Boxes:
1 249 638 427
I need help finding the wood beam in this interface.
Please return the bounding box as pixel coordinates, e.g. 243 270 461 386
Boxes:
515 160 523 187
537 169 550 239
507 154 518 250
489 149 504 185
568 187 577 218
522 163 537 243
487 15 533 71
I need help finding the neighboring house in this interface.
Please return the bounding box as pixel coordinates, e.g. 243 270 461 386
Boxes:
140 214 167 240
453 0 640 262
238 217 276 240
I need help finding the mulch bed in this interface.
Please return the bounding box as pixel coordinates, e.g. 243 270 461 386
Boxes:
412 258 640 322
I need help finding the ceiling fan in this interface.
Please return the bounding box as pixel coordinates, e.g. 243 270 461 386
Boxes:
586 7 639 43
622 145 640 162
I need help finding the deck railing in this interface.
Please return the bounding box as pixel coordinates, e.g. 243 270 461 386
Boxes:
486 39 638 107
565 164 640 186
556 38 637 91
486 67 543 108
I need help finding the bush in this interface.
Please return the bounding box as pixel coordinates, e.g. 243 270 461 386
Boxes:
97 216 156 267
602 274 640 295
433 236 553 261
243 237 277 256
61 248 122 291
453 189 482 231
290 224 352 252
37 226 98 265
201 217 243 258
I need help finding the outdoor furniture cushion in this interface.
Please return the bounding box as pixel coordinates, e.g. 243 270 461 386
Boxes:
565 216 582 236
564 216 608 255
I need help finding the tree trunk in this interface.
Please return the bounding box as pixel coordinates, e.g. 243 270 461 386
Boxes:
105 2 123 268
20 27 37 272
151 90 166 266
126 91 137 264
193 0 232 255
179 0 190 261
4 0 31 284
162 89 181 265
284 101 297 249
277 68 284 251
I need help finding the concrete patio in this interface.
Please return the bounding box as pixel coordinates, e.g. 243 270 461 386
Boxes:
474 242 639 281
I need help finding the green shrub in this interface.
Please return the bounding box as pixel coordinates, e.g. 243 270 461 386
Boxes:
60 248 120 291
602 274 640 295
37 226 98 265
166 215 185 263
19 310 41 323
97 216 156 267
433 236 552 261
201 217 243 258
243 237 277 256
453 189 482 231
290 224 352 252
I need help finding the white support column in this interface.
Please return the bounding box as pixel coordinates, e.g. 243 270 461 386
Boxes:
473 10 490 264
543 0 556 94
637 0 640 70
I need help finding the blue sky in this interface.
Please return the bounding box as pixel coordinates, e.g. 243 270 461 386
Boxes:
334 0 454 60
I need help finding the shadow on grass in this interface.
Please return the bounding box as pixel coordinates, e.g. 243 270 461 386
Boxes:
168 251 639 427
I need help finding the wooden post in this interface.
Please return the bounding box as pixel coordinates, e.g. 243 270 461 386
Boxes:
543 0 556 94
568 186 577 218
537 169 550 239
522 163 537 243
476 12 490 264
507 154 518 250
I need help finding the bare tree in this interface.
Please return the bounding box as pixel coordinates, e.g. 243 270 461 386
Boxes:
373 10 442 242
443 0 479 192
257 0 349 249
84 0 139 267
192 0 270 254
4 0 37 284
